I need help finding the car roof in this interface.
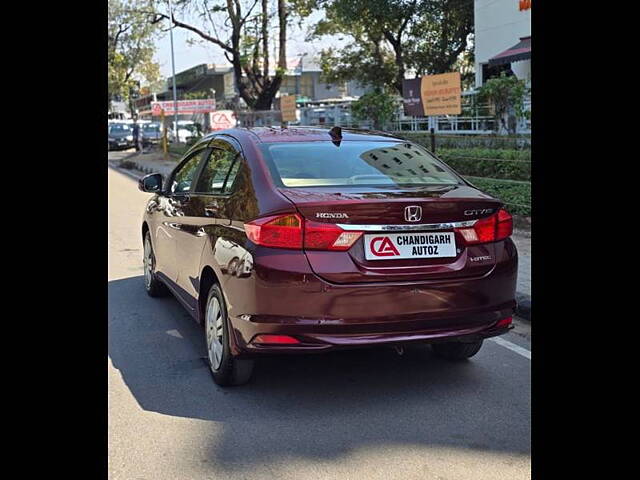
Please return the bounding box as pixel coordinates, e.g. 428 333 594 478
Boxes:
199 126 404 146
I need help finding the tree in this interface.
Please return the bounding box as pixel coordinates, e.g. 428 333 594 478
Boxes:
182 90 215 99
311 0 473 94
146 0 301 111
109 0 162 112
478 72 529 135
405 0 473 77
350 89 398 130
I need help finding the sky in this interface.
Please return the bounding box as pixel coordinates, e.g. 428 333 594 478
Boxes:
152 8 341 78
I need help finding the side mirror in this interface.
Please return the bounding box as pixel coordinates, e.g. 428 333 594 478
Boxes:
138 173 163 193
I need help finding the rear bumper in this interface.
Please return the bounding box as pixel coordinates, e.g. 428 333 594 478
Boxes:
231 312 514 355
226 268 517 356
221 238 518 356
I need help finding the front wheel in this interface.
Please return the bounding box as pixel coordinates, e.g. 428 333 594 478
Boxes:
431 340 483 360
205 284 254 386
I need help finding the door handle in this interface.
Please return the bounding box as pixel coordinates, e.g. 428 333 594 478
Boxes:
171 195 190 205
204 203 219 217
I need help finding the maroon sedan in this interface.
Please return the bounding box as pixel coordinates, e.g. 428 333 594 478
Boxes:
139 127 517 386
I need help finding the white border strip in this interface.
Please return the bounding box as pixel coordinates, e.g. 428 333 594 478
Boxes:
490 336 531 360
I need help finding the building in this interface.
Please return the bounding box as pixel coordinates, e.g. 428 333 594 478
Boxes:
146 58 372 112
279 58 371 102
160 63 236 106
474 0 531 88
108 100 130 120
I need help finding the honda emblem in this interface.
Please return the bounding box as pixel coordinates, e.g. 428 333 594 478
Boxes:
404 206 422 222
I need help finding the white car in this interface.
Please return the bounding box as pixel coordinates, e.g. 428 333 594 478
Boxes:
168 121 200 143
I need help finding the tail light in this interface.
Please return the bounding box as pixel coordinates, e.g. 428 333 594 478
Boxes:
455 208 513 245
304 220 363 251
244 214 303 249
244 214 363 251
496 316 513 328
252 334 301 345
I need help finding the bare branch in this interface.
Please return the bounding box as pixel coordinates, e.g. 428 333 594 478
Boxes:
152 11 233 53
239 0 260 27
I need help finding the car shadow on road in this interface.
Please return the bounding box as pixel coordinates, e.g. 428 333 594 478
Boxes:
109 275 530 472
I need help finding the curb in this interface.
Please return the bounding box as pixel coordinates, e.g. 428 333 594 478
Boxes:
515 292 531 322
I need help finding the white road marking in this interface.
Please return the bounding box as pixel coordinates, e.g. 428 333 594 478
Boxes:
490 336 531 360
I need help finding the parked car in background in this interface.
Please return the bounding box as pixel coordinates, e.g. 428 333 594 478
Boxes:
108 122 134 150
168 120 200 143
138 126 518 386
141 122 163 147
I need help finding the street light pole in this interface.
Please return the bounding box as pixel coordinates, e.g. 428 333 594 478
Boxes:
168 0 178 142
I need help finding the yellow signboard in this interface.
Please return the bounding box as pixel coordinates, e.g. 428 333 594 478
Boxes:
420 72 462 116
280 95 297 122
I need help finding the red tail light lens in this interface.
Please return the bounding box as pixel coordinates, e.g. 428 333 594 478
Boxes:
245 215 363 251
244 214 303 249
252 334 301 345
455 208 513 245
496 208 513 240
304 220 363 251
496 316 513 328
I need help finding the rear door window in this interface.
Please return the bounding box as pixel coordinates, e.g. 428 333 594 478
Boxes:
194 141 242 194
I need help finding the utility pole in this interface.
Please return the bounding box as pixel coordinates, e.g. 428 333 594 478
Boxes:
168 0 179 142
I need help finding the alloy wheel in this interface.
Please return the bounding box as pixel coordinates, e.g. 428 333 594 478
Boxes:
206 297 224 370
143 237 154 289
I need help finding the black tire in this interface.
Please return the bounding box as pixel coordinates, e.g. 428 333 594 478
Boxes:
431 340 483 360
143 232 169 297
205 284 254 386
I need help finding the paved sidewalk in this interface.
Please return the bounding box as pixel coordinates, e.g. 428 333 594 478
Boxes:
511 231 531 320
511 233 531 298
112 148 179 176
109 150 532 320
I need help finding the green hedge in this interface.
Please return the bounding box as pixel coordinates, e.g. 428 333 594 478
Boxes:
438 147 531 181
395 132 531 150
464 177 531 216
168 143 190 157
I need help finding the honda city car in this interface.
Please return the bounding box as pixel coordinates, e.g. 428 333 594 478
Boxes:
138 126 518 386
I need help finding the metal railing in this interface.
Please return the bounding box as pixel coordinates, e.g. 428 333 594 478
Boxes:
231 91 531 136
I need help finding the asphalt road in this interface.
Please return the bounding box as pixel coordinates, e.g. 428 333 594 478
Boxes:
108 156 531 480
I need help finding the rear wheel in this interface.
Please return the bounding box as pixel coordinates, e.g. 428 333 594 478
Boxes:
431 340 483 360
205 284 254 386
143 232 168 297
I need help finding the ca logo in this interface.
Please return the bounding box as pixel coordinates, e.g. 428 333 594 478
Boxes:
370 237 400 257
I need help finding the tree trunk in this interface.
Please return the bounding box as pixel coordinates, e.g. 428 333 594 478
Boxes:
278 0 287 71
262 0 269 79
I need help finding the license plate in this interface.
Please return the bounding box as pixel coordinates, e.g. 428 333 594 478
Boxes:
364 232 457 260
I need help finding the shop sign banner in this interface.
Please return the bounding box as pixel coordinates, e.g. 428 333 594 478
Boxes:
210 110 236 131
151 99 216 115
402 78 425 116
280 95 297 122
420 72 462 116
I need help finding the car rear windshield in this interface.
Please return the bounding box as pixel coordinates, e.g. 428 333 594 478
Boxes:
143 124 160 131
260 141 463 188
